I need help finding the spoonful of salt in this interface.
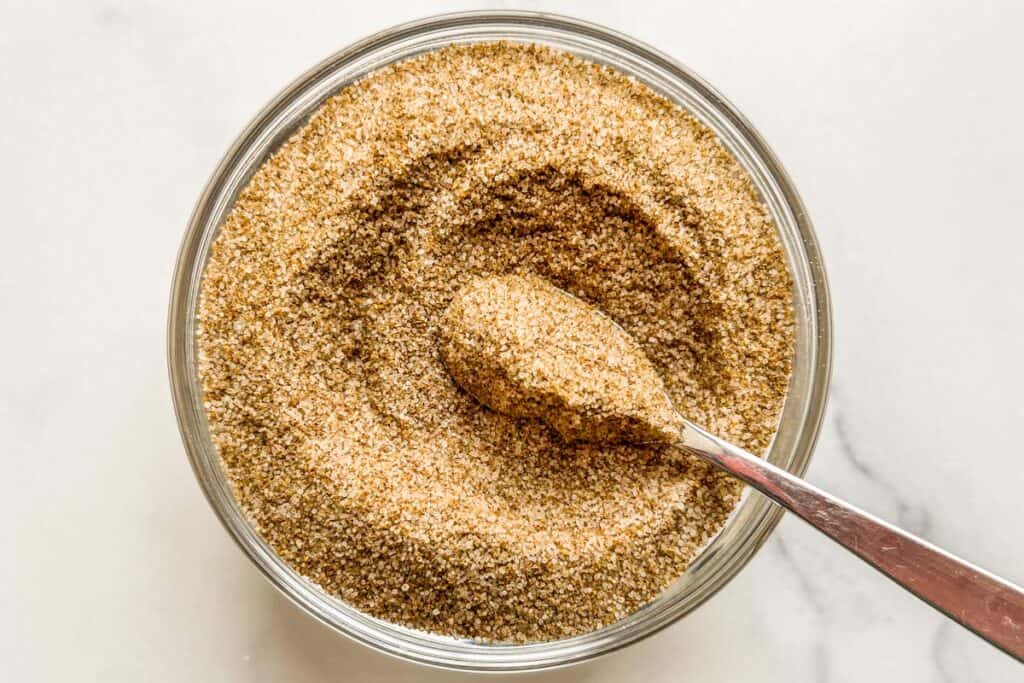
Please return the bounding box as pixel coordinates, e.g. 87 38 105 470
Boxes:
439 274 1024 662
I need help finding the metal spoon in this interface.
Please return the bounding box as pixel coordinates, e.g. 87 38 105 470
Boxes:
439 274 1024 662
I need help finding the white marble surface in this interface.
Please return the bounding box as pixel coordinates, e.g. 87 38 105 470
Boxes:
5 0 1024 680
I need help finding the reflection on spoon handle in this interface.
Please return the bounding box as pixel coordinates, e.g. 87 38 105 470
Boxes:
679 420 1024 663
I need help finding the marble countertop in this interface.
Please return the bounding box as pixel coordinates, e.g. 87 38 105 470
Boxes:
6 1 1023 680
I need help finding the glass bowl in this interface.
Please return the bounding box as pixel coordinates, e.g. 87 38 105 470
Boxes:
168 10 832 673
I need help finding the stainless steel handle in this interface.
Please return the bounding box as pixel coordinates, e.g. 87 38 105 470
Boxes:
680 421 1024 662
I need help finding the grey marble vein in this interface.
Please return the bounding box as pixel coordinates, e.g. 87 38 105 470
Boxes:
775 534 831 683
775 534 828 616
830 394 933 537
931 622 964 683
93 3 132 28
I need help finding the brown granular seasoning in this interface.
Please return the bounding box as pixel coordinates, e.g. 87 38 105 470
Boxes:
197 42 795 642
439 274 683 445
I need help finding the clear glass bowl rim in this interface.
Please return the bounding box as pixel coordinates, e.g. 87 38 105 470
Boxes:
167 9 832 673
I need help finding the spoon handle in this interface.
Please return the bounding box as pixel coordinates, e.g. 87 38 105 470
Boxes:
679 421 1024 662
